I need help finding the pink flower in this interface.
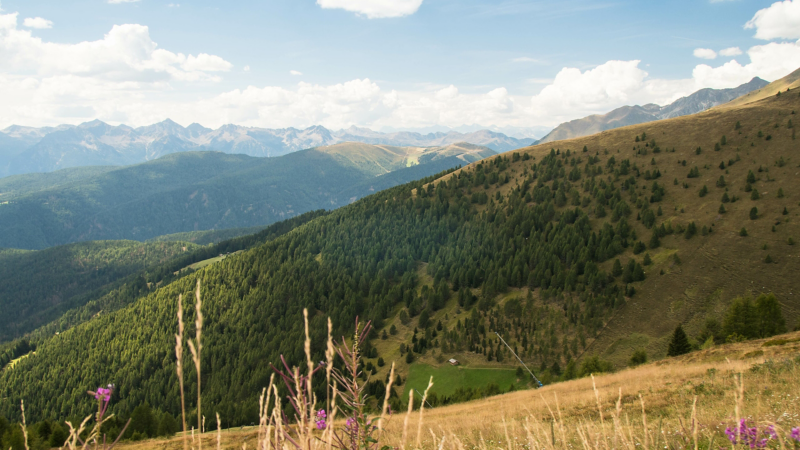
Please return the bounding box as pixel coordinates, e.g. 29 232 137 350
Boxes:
315 410 327 430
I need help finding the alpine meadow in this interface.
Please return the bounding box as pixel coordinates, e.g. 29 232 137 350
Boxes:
0 2 799 450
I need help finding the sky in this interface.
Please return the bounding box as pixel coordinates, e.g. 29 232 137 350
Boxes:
1 0 800 136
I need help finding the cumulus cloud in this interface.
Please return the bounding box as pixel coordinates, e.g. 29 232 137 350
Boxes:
745 0 800 40
23 17 52 29
719 47 743 56
692 40 800 87
3 1 800 133
693 48 718 59
290 70 303 76
0 14 231 82
316 0 423 18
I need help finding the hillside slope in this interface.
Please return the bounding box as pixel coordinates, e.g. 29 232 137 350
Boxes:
539 78 767 143
0 240 198 342
0 143 489 249
1 70 798 427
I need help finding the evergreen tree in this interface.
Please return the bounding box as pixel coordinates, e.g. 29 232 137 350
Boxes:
649 231 660 249
612 259 623 277
698 318 724 344
667 325 692 357
750 207 759 220
49 423 68 448
128 403 156 438
723 297 757 340
643 253 652 266
754 293 786 337
157 412 179 437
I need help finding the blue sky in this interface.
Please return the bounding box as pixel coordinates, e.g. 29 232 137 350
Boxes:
0 0 799 135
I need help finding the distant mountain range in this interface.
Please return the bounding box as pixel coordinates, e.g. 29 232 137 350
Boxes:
0 142 494 249
0 120 529 177
538 77 769 144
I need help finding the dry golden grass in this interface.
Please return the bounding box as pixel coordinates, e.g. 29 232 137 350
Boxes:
113 331 800 450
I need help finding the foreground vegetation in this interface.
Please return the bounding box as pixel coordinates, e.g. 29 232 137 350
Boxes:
3 304 799 450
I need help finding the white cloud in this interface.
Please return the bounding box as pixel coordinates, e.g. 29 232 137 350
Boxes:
167 3 180 7
719 47 743 56
23 17 52 29
181 54 232 72
692 40 800 87
0 14 231 82
2 2 800 134
290 70 303 76
316 0 423 18
745 0 800 40
693 48 718 59
243 65 250 72
108 0 140 3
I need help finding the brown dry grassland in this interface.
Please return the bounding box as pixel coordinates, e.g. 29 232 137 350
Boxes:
114 331 800 450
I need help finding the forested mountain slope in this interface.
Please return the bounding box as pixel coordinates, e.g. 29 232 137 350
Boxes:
0 143 489 249
1 71 798 430
0 241 198 342
0 210 326 350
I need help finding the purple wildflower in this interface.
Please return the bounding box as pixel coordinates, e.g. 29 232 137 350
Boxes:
94 387 112 402
725 420 779 449
790 427 800 443
345 417 358 431
315 410 327 430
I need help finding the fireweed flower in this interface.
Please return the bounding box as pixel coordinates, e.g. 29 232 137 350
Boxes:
87 384 115 419
315 410 327 430
725 420 783 449
790 427 800 442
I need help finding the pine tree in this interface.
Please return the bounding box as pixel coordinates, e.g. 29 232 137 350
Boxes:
719 204 726 214
750 207 758 220
667 325 692 357
754 293 786 337
612 259 623 277
649 231 660 249
723 297 757 339
643 253 652 266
